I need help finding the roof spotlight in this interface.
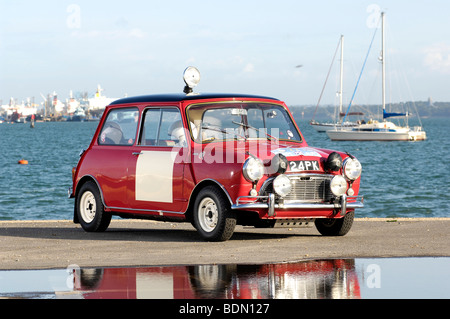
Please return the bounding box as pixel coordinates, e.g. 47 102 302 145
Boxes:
183 66 201 94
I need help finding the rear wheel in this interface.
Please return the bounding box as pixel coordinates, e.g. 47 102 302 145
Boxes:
76 181 111 232
315 211 354 236
193 186 236 241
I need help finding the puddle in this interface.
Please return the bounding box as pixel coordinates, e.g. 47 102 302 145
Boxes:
0 257 449 299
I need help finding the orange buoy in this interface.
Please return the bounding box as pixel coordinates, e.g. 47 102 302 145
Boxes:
18 159 28 165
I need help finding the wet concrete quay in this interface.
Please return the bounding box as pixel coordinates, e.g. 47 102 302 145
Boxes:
1 218 449 270
0 218 449 300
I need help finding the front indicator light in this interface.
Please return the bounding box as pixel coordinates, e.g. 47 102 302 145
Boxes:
347 187 355 196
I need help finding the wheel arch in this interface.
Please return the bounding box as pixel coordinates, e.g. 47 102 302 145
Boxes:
73 175 105 223
185 179 233 222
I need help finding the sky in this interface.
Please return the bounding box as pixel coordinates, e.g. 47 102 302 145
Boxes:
1 0 450 107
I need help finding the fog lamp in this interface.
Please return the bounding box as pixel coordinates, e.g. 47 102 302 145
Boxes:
183 66 201 93
273 174 292 198
330 175 347 197
325 152 343 172
269 153 288 174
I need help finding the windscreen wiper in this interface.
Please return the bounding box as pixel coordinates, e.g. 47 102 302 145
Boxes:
232 121 278 141
201 125 246 141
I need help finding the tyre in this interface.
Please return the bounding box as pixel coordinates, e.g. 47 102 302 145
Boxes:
193 186 236 241
315 211 354 236
76 181 111 232
188 264 235 298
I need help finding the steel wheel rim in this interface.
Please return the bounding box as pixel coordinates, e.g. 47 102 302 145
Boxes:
198 197 218 233
80 191 96 223
196 265 220 289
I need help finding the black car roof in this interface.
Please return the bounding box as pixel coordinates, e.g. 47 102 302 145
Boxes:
109 93 279 105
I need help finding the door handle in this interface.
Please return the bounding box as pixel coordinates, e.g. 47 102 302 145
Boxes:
132 152 143 156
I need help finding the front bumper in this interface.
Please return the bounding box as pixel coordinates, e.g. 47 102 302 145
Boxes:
231 194 364 217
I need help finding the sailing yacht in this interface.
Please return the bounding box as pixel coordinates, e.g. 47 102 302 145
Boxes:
311 35 360 132
326 12 426 141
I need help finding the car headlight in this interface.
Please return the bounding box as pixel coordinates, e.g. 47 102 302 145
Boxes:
330 175 347 197
243 157 264 182
343 157 362 180
273 174 292 198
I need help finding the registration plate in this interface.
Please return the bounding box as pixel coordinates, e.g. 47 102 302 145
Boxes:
289 160 320 172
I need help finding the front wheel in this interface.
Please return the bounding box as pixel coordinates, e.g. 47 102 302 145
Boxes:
193 186 236 241
76 181 111 232
315 211 354 236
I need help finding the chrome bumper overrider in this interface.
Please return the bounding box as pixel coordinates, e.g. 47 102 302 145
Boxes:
68 187 74 199
231 194 364 217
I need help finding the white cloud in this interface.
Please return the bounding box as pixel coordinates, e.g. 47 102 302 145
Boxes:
128 28 146 39
423 43 450 74
243 63 255 73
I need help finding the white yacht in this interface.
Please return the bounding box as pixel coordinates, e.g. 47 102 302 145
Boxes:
327 12 426 141
310 35 359 133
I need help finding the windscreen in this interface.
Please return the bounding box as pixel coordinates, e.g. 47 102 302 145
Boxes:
187 102 301 144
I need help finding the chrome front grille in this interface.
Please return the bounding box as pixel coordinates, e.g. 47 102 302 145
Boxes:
284 174 333 203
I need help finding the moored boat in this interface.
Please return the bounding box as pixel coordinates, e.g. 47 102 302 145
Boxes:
326 12 426 142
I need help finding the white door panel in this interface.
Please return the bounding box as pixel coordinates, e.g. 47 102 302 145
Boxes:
135 151 177 203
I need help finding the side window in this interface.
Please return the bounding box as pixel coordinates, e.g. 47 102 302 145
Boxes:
140 108 186 147
98 108 139 145
140 108 160 145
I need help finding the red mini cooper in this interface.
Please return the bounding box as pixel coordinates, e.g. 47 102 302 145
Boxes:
69 67 364 241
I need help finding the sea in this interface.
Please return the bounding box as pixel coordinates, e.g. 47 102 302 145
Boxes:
0 117 449 221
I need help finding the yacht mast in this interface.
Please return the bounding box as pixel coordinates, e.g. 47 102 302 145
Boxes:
339 35 344 115
381 12 386 115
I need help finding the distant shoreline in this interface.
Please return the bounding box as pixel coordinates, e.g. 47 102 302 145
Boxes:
290 101 450 119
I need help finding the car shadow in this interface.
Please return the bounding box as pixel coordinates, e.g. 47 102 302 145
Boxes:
0 223 320 243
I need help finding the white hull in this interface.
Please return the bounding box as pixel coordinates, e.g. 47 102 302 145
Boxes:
311 122 358 133
327 129 407 141
311 122 337 132
408 128 427 141
326 122 427 141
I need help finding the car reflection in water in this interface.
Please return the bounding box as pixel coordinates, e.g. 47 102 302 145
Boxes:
73 259 360 299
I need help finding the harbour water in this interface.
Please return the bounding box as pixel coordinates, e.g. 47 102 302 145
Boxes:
0 117 449 221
